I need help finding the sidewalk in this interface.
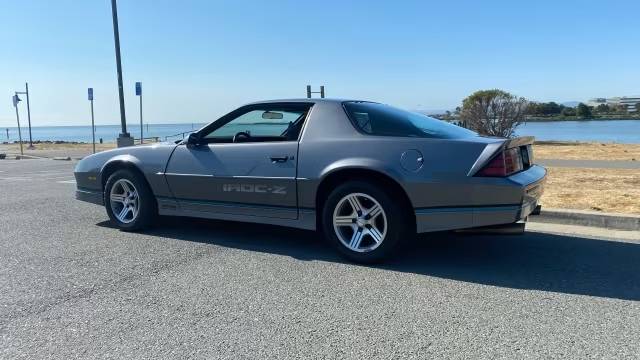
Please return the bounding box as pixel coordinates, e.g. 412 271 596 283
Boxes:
0 144 114 160
538 158 640 169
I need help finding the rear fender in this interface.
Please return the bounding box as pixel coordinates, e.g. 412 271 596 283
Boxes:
319 158 404 183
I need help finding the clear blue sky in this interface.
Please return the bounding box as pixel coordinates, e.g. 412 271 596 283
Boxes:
1 0 639 126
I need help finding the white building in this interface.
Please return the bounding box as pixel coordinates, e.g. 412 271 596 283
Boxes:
587 96 640 112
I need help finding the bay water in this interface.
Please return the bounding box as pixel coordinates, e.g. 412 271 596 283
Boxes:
3 120 639 144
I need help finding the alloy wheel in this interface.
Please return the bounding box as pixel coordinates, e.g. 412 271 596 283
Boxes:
332 193 388 253
109 179 139 224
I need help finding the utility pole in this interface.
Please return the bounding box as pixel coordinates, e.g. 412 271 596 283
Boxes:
14 83 33 148
110 0 133 147
12 95 24 156
306 85 325 98
136 82 143 143
88 88 96 153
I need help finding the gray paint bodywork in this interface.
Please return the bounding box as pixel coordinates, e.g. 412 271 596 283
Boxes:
75 99 546 232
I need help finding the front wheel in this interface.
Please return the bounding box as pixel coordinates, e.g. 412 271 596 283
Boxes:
322 181 412 263
104 169 157 231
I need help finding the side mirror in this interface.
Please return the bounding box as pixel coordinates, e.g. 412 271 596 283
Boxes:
186 132 202 146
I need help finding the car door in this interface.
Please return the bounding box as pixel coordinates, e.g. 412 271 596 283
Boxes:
164 103 312 220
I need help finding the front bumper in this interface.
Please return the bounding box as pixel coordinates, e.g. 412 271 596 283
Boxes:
76 188 104 206
415 165 547 233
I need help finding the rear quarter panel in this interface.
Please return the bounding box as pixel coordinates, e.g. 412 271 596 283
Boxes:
297 102 517 210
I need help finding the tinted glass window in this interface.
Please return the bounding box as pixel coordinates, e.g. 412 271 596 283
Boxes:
343 102 476 139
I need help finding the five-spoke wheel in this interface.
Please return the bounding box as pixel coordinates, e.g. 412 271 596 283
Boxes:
109 179 139 224
333 193 387 253
323 181 411 263
104 169 156 231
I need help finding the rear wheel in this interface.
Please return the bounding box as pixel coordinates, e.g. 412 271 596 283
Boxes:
104 169 157 231
322 181 412 263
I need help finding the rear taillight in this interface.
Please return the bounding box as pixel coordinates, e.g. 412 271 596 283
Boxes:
504 148 523 174
476 148 524 177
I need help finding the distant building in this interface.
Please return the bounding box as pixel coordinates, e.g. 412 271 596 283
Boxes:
587 96 640 112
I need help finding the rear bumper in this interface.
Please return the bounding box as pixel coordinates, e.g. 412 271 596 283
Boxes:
415 165 546 233
76 188 104 206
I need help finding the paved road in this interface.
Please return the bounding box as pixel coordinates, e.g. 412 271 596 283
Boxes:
1 159 639 359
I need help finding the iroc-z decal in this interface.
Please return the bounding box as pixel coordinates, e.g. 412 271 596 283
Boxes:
222 184 287 195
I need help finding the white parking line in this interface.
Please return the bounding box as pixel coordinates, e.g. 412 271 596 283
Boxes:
57 180 76 184
0 177 32 181
45 175 76 180
24 172 71 177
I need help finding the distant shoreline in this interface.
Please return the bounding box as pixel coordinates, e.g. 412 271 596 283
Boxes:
525 116 640 122
2 140 117 145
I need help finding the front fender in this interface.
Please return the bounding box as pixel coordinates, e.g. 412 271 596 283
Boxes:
99 154 144 186
74 143 177 197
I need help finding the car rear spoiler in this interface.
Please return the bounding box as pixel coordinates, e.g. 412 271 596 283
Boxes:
502 136 535 149
467 136 536 176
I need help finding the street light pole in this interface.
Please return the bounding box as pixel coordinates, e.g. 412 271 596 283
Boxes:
12 95 24 156
15 83 33 148
110 0 133 147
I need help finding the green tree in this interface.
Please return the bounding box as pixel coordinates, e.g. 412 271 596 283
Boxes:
542 102 563 115
576 103 593 118
460 89 528 137
595 104 610 113
561 107 576 117
611 104 627 114
526 101 564 116
635 103 640 114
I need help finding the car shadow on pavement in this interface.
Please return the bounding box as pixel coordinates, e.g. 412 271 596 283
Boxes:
98 216 640 301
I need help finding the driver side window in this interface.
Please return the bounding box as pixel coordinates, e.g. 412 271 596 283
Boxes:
203 106 310 143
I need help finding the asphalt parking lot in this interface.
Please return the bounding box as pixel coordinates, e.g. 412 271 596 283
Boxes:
1 159 639 359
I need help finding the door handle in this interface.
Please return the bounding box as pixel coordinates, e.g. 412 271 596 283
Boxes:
270 155 290 163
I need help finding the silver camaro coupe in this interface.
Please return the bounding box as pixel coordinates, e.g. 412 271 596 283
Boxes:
75 99 546 263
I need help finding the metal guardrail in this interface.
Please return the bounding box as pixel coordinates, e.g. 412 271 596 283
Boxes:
163 130 195 142
134 136 160 145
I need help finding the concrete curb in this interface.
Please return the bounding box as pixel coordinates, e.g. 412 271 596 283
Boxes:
530 208 640 231
1 153 63 160
10 154 47 160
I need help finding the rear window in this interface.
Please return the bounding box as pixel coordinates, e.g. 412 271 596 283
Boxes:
343 102 476 139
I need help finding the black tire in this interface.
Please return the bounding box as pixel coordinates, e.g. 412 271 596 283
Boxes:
104 169 157 231
321 181 413 263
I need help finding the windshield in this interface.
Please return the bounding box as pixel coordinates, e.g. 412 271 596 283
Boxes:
343 102 476 139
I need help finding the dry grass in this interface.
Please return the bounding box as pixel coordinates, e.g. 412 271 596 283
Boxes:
541 167 640 214
3 141 638 160
534 142 640 161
